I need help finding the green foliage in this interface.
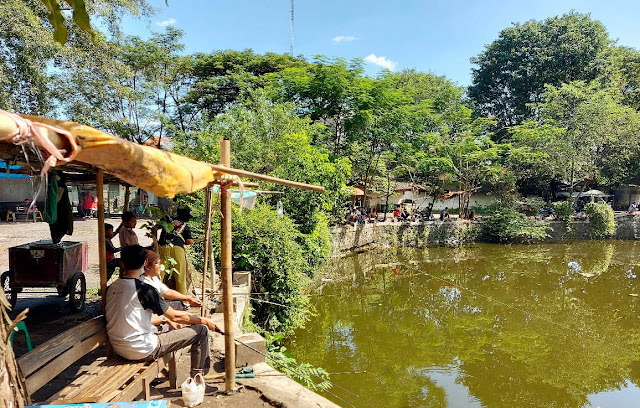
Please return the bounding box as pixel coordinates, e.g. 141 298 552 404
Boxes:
481 207 550 244
37 0 94 44
232 203 313 336
264 332 331 392
470 12 610 130
552 201 574 233
298 212 332 273
585 203 616 238
514 197 546 216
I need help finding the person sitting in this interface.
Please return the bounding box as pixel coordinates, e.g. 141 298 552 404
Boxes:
105 223 121 281
116 211 139 248
440 207 450 221
400 208 410 221
105 245 219 377
628 201 638 213
392 206 401 222
142 250 202 311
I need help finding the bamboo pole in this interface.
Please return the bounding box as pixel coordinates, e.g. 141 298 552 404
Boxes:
220 137 235 392
201 186 213 317
207 163 325 192
97 170 107 311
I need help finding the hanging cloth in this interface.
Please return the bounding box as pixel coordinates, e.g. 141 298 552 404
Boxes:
43 174 58 224
48 173 74 243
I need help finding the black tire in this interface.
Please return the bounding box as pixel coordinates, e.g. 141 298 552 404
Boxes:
1 271 9 294
68 272 86 313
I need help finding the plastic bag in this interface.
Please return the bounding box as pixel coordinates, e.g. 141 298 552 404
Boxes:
181 373 205 407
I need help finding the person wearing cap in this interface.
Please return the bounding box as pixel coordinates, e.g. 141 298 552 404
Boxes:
158 207 195 295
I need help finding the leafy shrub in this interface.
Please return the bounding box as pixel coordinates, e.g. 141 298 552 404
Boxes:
481 207 550 243
585 203 615 237
232 203 313 336
514 197 546 216
552 201 574 232
298 212 332 274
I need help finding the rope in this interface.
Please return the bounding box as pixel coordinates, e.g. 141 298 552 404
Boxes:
0 110 79 177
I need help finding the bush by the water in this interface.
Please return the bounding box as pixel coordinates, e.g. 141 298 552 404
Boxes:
552 201 574 232
232 203 318 336
585 203 615 238
481 207 550 243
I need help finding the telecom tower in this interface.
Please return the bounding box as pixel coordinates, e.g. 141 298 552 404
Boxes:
290 0 295 55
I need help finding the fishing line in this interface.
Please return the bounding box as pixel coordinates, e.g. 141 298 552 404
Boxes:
231 335 359 407
397 262 639 357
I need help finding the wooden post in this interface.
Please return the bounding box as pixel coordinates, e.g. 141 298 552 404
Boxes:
123 186 130 212
201 186 213 317
97 170 107 311
220 137 235 392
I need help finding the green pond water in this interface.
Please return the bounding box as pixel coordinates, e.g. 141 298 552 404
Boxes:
286 241 640 408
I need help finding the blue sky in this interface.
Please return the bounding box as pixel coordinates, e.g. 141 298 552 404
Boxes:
122 0 640 87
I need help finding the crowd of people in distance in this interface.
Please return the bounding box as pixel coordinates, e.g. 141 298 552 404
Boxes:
347 207 379 225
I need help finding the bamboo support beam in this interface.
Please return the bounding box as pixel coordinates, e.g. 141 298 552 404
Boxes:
207 163 325 192
201 187 213 317
97 170 107 311
220 137 236 393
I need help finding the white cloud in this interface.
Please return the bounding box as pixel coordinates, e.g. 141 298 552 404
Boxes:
332 35 357 43
364 54 397 71
157 18 177 27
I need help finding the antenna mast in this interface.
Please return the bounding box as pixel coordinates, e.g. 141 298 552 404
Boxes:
290 0 294 55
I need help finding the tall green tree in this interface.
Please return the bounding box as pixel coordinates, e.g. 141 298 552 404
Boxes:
0 0 151 114
511 80 640 196
469 12 611 133
186 49 307 120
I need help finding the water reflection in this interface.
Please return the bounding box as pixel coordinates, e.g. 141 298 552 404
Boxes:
287 242 640 408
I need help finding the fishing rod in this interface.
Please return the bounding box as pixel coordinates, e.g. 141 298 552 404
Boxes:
216 329 359 408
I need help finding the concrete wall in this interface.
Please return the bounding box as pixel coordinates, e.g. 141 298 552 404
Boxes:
330 215 640 256
0 178 40 203
370 191 497 211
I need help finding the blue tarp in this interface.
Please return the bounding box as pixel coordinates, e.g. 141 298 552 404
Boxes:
0 161 30 178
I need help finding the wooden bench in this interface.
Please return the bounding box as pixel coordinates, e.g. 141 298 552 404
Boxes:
17 316 179 403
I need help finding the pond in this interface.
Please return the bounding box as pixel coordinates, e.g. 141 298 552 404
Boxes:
286 241 640 408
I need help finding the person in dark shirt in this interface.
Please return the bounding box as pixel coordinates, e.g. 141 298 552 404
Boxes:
158 207 196 295
105 245 219 377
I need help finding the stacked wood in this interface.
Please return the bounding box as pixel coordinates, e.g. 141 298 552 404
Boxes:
0 290 28 408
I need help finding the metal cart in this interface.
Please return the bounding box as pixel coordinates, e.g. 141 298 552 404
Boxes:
1 240 88 312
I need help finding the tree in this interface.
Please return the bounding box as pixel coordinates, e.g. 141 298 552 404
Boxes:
469 12 610 133
186 50 307 120
0 0 152 114
511 80 640 197
57 27 188 145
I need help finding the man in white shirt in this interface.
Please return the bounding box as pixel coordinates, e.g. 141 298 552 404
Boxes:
105 245 220 376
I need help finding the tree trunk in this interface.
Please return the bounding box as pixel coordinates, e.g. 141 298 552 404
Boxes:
383 170 390 221
124 186 131 212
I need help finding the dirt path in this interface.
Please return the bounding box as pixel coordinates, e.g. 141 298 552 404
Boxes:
0 217 153 289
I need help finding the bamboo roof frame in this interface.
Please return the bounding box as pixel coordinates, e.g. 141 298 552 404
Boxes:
0 110 325 396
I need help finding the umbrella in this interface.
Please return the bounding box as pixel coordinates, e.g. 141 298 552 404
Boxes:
579 189 611 198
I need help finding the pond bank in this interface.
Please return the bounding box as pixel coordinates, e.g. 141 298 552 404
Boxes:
330 215 640 256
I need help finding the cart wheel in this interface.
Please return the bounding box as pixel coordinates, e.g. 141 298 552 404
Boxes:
1 272 9 294
68 273 86 313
